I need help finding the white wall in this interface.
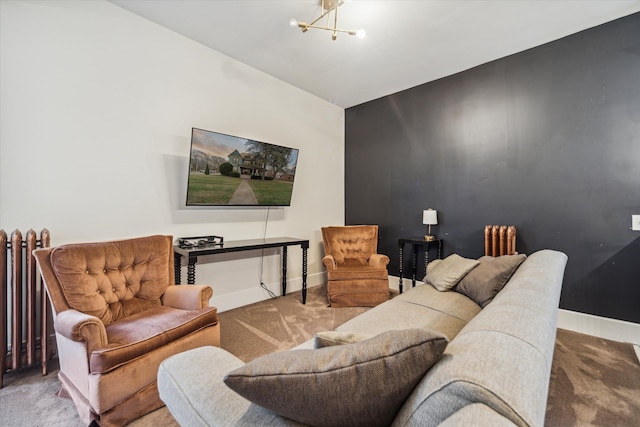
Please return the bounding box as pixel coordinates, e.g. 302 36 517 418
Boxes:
0 0 345 311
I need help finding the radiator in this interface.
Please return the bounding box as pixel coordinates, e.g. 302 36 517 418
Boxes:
484 225 517 256
0 228 54 388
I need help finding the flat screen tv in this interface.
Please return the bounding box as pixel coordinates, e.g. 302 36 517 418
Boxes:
186 128 299 206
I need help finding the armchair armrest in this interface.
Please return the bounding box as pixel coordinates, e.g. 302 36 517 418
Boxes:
369 254 390 269
163 285 213 310
54 309 108 355
322 255 337 271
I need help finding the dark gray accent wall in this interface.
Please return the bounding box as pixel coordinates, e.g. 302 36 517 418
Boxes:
345 12 640 324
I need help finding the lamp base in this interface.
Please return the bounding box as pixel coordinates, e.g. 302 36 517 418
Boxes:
424 235 435 242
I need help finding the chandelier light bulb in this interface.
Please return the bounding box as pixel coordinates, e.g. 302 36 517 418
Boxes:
289 0 364 40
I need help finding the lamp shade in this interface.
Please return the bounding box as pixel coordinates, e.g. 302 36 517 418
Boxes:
423 209 438 225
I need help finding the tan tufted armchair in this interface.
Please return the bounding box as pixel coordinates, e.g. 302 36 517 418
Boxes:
321 225 390 307
33 235 220 427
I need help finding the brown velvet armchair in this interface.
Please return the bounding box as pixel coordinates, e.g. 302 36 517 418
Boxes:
321 225 390 307
33 235 220 427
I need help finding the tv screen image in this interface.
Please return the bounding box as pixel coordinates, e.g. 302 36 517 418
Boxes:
186 128 299 206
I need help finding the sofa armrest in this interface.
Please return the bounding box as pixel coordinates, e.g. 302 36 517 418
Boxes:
162 285 213 310
54 309 108 354
322 255 337 271
369 254 390 269
159 346 301 426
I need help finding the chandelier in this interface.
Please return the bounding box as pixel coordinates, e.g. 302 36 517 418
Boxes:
290 0 365 41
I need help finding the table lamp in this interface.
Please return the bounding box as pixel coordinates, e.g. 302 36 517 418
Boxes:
423 209 438 241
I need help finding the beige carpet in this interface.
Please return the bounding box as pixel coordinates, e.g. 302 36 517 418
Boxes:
219 283 374 362
545 328 640 426
1 284 638 426
0 285 371 427
0 358 178 427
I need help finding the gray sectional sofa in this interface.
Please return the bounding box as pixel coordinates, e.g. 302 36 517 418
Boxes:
157 249 568 426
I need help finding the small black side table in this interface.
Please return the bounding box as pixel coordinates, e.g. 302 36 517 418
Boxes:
397 237 443 293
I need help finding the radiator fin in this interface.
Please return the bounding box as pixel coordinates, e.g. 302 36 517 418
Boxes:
0 228 53 388
484 225 517 257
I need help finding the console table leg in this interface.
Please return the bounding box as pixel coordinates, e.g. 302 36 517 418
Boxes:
187 260 196 285
282 246 288 297
174 254 182 285
302 246 308 304
398 246 404 294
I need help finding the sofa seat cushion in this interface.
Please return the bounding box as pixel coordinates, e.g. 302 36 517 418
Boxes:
393 283 481 322
335 284 481 341
224 329 448 427
326 265 388 280
91 305 218 374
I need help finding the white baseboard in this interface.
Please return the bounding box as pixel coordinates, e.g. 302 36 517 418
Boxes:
213 271 326 313
557 309 640 346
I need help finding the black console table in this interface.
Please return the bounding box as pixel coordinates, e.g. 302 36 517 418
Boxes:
174 237 310 304
397 237 443 293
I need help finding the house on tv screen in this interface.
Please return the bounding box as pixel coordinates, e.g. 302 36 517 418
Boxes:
228 149 295 181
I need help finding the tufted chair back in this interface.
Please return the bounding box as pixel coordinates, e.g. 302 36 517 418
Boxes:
321 225 379 266
38 235 173 324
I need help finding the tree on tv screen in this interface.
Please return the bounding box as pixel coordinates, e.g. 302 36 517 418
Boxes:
245 141 293 179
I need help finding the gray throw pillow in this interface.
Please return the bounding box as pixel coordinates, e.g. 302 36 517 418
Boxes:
224 329 448 427
425 258 442 275
313 331 373 348
456 254 527 307
424 254 480 291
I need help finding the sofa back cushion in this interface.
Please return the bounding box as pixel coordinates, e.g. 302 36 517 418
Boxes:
49 235 173 325
393 250 568 427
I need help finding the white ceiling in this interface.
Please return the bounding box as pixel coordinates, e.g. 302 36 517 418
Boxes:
110 0 640 108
